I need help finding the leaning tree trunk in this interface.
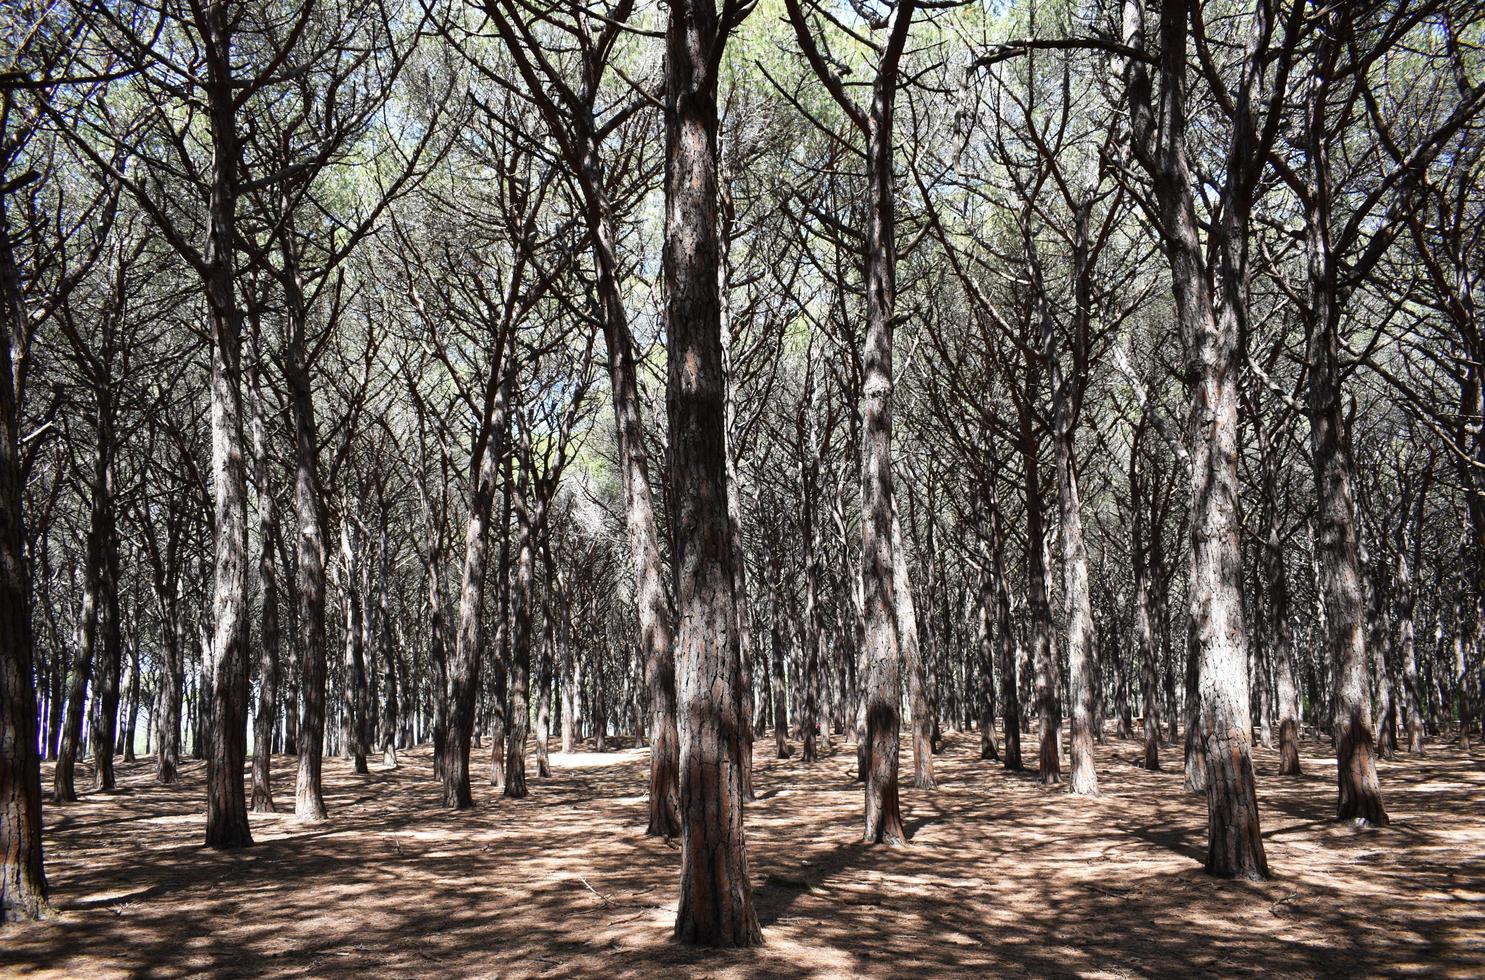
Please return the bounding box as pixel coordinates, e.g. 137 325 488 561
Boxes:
664 0 761 942
570 121 682 835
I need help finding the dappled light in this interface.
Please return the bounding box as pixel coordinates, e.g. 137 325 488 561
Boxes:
5 732 1483 975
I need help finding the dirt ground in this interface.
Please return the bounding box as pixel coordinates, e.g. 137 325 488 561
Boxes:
4 729 1483 978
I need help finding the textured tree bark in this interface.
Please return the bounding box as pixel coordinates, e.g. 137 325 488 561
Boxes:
664 0 761 943
1123 0 1268 879
271 200 332 825
1030 234 1098 796
892 509 934 790
200 0 253 850
857 34 913 841
85 392 122 793
1132 428 1161 771
504 480 538 799
1302 58 1388 826
53 564 94 801
482 0 681 832
340 520 369 775
975 565 999 762
248 337 279 812
591 209 680 835
1023 421 1061 785
1368 564 1398 762
442 329 512 809
0 178 47 921
1394 538 1424 755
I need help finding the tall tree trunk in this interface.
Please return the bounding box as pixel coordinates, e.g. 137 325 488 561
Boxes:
85 392 122 793
1303 75 1387 825
857 34 912 840
1023 423 1060 785
1395 536 1424 755
340 519 369 775
155 615 182 784
664 0 761 941
1122 0 1267 879
892 508 934 790
248 332 278 813
1132 437 1161 771
442 330 513 808
201 1 252 848
0 178 47 920
504 480 538 799
285 218 331 823
569 129 682 836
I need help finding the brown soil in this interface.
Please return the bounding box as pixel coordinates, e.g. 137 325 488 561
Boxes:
4 732 1483 978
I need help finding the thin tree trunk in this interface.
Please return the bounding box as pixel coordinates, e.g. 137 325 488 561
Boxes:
248 330 278 812
892 508 934 790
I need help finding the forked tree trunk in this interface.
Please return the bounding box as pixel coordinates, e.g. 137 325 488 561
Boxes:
1122 0 1267 879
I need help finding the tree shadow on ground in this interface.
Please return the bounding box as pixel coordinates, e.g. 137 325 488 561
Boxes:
4 729 1483 977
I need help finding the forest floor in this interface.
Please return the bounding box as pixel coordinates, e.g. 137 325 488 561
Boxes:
5 730 1484 978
